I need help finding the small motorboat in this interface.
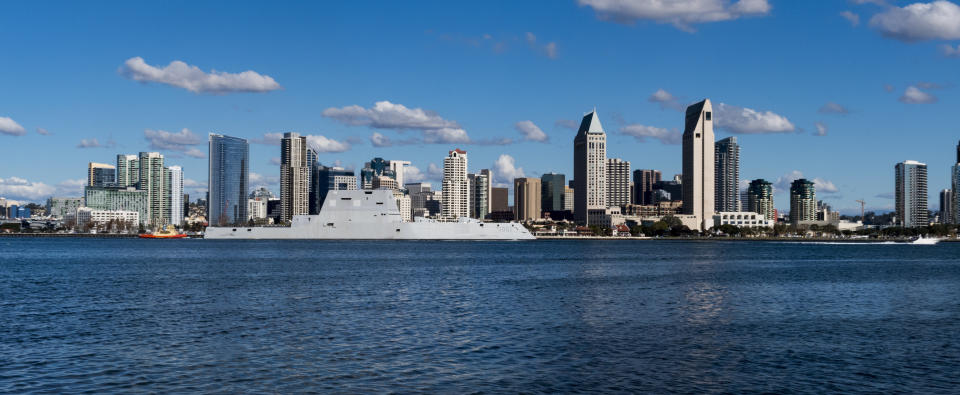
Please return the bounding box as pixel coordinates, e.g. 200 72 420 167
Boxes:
139 226 188 239
911 235 941 245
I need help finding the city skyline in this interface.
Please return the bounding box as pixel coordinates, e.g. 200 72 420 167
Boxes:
2 1 960 215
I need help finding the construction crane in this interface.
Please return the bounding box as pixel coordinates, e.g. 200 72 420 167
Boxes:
855 199 866 222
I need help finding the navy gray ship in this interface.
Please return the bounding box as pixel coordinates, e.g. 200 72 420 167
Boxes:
205 189 534 240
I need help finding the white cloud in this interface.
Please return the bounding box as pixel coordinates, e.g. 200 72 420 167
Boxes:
427 163 444 179
773 171 839 194
840 11 860 27
144 128 203 152
648 88 682 110
306 134 351 153
715 103 795 134
36 127 50 136
514 120 549 142
371 132 392 147
524 32 559 59
77 138 103 148
813 178 839 194
252 132 283 145
942 44 960 56
54 179 86 196
579 0 771 31
322 100 471 144
404 165 425 183
869 1 960 42
493 154 525 184
0 116 26 136
899 85 938 103
183 178 204 188
249 172 280 190
621 124 683 144
818 102 850 114
119 56 282 94
814 122 828 136
269 157 281 165
0 177 56 201
185 148 206 159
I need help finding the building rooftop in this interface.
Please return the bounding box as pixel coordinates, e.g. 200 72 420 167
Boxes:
577 111 604 135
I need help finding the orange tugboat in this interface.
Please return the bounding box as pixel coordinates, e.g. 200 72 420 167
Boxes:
139 226 188 239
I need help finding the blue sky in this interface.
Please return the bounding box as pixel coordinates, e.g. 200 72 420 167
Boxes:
2 0 959 214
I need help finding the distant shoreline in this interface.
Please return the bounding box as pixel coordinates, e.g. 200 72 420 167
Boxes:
0 233 955 242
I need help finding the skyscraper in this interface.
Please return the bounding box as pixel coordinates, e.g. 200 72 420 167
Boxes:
714 136 740 212
311 165 356 213
540 173 565 212
208 134 249 226
952 164 960 224
632 169 662 205
682 99 715 231
563 186 574 212
789 179 816 224
491 187 509 212
468 170 492 219
390 160 411 187
360 157 396 189
939 189 952 224
606 158 631 209
167 165 183 226
514 177 542 221
747 179 774 221
116 154 139 187
87 162 116 188
441 149 469 220
895 160 928 227
573 110 606 225
138 152 167 225
280 132 310 222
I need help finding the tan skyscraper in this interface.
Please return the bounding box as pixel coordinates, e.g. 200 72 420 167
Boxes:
573 110 606 225
441 149 469 220
682 99 715 231
87 162 116 188
280 132 310 222
514 177 541 221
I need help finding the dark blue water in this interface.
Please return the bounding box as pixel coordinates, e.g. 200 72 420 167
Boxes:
2 239 960 393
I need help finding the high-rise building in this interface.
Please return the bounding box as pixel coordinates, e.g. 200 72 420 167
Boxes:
390 160 411 188
747 179 774 220
573 110 607 225
46 197 84 219
714 136 740 212
895 160 928 227
514 177 541 221
682 99 715 231
789 179 816 224
167 165 183 226
406 183 435 218
84 186 149 225
138 152 167 225
311 165 357 213
88 162 116 188
540 173 565 212
952 164 960 224
116 155 140 188
468 170 492 219
606 158 630 209
373 175 399 190
280 132 310 221
248 198 268 220
632 169 662 205
208 134 249 226
441 149 469 220
491 187 509 212
939 189 952 224
360 157 396 190
563 186 574 212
